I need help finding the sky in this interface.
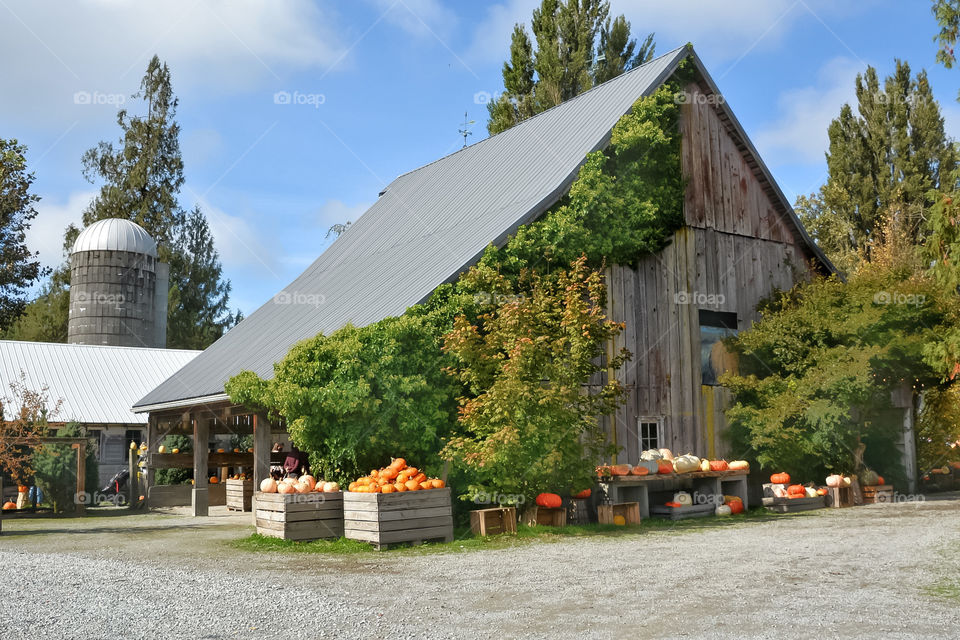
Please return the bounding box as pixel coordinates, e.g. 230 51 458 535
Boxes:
2 0 958 316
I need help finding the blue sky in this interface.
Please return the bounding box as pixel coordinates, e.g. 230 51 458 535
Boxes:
2 0 957 316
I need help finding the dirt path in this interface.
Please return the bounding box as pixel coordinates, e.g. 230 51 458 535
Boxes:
1 497 958 639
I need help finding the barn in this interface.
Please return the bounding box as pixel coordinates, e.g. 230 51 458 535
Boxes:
133 45 833 514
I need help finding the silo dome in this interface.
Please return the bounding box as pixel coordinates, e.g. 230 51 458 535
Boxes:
71 218 157 257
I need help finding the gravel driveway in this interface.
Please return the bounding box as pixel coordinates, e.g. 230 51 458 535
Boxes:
1 496 958 639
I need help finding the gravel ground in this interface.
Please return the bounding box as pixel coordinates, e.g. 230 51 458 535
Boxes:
1 496 958 639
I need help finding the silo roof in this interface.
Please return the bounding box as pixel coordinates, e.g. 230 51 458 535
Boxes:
71 218 158 257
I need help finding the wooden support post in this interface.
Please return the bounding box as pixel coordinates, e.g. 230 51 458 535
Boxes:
145 414 157 494
192 413 209 517
72 442 86 516
1 475 4 534
252 412 271 516
128 444 138 509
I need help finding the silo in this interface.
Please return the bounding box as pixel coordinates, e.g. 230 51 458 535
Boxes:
68 218 167 348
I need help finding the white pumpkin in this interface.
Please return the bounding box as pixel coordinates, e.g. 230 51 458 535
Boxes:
658 448 675 461
673 454 700 474
715 505 732 516
640 449 663 461
322 481 339 493
157 445 167 454
825 474 843 488
842 476 852 487
673 491 692 506
700 459 711 472
804 487 818 498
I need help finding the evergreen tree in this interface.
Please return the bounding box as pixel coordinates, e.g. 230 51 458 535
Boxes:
0 139 46 331
487 0 654 135
796 61 958 272
167 206 239 350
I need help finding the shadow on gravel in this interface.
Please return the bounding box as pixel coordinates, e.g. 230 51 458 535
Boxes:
0 522 217 537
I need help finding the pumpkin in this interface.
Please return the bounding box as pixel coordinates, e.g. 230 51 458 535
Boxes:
715 505 732 516
657 460 674 475
233 448 241 453
640 449 663 461
728 460 749 471
770 472 790 484
418 481 432 490
673 454 700 474
17 485 27 493
658 448 675 461
825 474 843 488
277 482 295 494
430 478 445 489
322 481 339 493
404 479 420 491
816 488 828 496
630 465 649 476
535 493 562 509
391 457 407 470
157 445 167 454
786 484 805 497
381 484 396 493
573 488 592 499
673 491 692 506
700 459 711 472
380 467 399 481
634 460 659 475
612 515 626 526
247 447 254 453
877 476 885 486
709 460 729 472
171 448 180 454
209 476 219 484
804 487 818 498
859 470 879 487
610 464 631 476
725 497 744 514
596 464 612 478
217 448 225 453
298 475 317 491
412 473 427 484
2 501 16 510
294 482 311 494
842 476 852 487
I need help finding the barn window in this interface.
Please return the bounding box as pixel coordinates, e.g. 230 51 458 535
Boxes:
637 417 664 451
699 310 738 386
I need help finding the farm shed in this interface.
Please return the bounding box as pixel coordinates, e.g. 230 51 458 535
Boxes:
134 46 832 514
0 340 199 487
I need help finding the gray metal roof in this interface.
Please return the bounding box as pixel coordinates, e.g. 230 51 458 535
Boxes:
0 340 199 424
72 218 158 257
135 45 828 411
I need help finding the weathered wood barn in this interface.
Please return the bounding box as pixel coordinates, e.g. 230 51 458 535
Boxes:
133 46 832 514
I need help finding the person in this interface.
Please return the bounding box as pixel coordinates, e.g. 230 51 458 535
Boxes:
283 445 309 479
29 484 43 508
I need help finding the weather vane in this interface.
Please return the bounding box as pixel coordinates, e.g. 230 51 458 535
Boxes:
458 111 475 148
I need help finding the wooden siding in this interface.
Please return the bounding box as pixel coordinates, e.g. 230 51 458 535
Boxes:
604 84 818 464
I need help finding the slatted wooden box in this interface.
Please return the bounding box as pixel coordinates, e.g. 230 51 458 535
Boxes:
225 479 253 512
762 495 825 513
649 503 714 520
597 502 641 525
255 492 344 541
862 485 894 504
343 488 453 550
470 507 517 536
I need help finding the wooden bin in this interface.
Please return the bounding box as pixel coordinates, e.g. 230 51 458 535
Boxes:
533 506 566 527
862 485 894 504
470 507 517 536
225 478 253 512
255 492 344 541
344 488 453 550
597 502 641 525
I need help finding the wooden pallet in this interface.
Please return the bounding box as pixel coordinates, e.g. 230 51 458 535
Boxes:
762 495 826 513
255 491 344 541
862 485 894 504
344 488 453 550
225 479 253 512
649 503 714 520
470 507 517 536
597 502 641 525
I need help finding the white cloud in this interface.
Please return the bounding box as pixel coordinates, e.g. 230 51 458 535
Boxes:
314 198 371 229
366 0 458 39
0 0 347 128
464 0 539 64
753 56 865 166
27 190 93 271
198 199 281 277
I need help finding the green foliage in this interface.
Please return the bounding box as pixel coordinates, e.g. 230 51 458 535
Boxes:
722 246 953 479
2 275 69 343
442 257 626 503
797 61 958 272
487 0 655 134
0 139 46 331
480 85 684 273
227 312 461 483
155 434 192 485
934 0 960 71
32 423 98 513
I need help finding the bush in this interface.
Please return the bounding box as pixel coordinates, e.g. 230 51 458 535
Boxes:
32 423 98 513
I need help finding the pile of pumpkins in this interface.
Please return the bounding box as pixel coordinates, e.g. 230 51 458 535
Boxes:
347 458 446 493
769 473 829 498
664 491 744 516
597 449 749 477
259 475 340 494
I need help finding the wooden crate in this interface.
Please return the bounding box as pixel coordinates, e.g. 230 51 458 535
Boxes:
255 491 344 541
762 495 825 513
225 479 253 512
597 502 641 525
534 506 566 527
470 507 517 536
649 503 714 520
862 485 894 504
343 488 453 550
826 486 854 508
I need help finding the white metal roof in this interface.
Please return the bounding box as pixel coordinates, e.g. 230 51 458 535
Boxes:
71 218 158 257
0 340 199 424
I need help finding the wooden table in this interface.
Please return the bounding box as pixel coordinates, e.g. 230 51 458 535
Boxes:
599 470 749 518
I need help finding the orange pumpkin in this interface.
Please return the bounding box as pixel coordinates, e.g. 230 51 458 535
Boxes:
413 473 426 484
260 478 278 493
277 482 295 494
17 485 28 493
726 497 744 514
573 488 592 499
630 465 649 476
406 467 419 477
877 476 885 486
2 501 16 510
381 484 396 493
391 457 406 470
430 478 445 489
394 482 408 492
770 472 790 484
709 460 729 472
657 461 674 475
610 464 631 476
535 493 562 508
786 484 805 497
380 467 398 480
404 479 420 491
209 476 219 484
419 481 432 491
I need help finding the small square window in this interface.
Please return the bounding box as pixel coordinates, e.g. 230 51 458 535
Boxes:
637 417 663 452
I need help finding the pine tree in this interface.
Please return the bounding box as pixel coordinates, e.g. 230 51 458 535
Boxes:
166 206 239 350
0 139 46 331
797 61 958 272
487 0 654 135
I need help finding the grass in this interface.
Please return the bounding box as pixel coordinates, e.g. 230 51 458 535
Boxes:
229 506 789 556
922 581 960 602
